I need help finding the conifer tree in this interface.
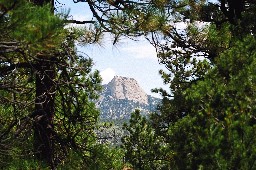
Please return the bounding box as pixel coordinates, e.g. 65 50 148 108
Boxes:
122 110 168 169
0 0 102 168
147 0 256 168
0 0 183 168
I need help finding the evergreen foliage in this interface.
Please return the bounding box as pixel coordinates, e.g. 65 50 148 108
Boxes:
122 0 256 169
0 0 108 168
122 110 168 169
2 0 256 169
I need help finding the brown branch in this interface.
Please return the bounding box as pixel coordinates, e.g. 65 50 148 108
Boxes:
87 0 111 32
65 20 95 24
73 0 86 3
0 41 20 53
0 62 36 75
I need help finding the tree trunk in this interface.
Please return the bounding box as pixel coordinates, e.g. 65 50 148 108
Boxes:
31 0 56 167
33 59 55 167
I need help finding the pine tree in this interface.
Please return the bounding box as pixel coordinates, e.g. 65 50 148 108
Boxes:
0 0 181 168
148 0 256 168
0 0 102 168
122 110 168 169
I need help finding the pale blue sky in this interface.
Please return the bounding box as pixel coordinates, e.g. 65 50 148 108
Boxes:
57 0 169 97
57 0 218 97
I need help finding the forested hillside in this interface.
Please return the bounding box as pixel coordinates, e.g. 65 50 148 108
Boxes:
1 0 256 169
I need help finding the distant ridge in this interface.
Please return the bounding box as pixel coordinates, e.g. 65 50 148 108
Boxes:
96 76 161 120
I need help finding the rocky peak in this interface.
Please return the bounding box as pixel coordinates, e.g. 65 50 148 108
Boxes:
105 76 148 105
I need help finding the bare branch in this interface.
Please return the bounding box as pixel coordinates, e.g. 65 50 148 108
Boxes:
65 20 95 24
0 41 20 53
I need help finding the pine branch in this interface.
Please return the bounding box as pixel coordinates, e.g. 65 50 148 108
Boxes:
65 19 95 24
0 62 36 76
0 42 20 53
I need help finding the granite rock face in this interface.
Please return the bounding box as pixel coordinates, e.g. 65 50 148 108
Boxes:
96 76 161 120
106 76 148 104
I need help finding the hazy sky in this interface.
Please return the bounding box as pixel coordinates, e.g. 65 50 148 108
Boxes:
57 0 169 97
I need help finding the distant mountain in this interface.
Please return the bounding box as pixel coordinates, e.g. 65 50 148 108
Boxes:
96 76 161 120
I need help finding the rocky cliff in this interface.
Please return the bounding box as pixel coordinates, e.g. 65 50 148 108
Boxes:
96 76 161 120
106 76 148 104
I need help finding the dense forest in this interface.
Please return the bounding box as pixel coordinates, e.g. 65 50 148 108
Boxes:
0 0 256 169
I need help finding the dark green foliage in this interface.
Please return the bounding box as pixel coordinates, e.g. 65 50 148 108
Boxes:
122 1 256 169
180 36 256 169
152 2 256 169
0 1 115 168
56 145 124 170
122 110 169 170
2 0 256 169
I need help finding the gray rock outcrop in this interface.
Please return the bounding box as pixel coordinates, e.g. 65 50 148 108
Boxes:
106 76 148 104
96 76 161 120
